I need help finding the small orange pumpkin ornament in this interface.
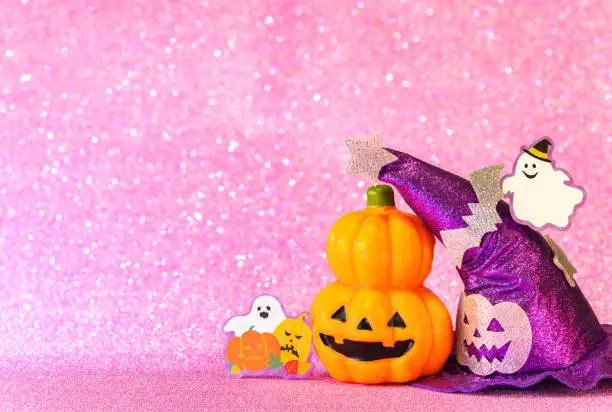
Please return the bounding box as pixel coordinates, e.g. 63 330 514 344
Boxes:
311 185 453 384
226 330 281 373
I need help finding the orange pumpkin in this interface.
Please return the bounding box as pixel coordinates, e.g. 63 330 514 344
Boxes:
326 185 435 289
311 282 452 383
312 185 452 384
226 330 280 372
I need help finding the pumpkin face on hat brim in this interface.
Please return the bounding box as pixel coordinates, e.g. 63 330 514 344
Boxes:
456 293 533 376
311 282 453 384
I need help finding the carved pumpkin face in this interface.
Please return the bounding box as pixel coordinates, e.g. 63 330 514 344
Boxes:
273 314 312 364
311 282 453 384
226 330 280 371
456 293 532 375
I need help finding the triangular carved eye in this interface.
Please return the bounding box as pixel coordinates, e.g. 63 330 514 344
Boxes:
331 306 346 322
387 312 406 328
357 318 372 331
487 318 505 332
463 314 469 324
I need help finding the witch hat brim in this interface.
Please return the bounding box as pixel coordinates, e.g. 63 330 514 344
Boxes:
410 324 612 393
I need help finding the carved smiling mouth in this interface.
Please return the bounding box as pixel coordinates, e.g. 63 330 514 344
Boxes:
522 171 538 179
280 344 299 358
320 333 414 361
463 340 511 362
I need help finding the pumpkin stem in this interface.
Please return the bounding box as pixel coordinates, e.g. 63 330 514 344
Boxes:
367 185 395 207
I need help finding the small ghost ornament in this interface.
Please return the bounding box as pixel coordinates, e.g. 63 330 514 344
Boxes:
456 293 533 376
223 295 287 336
501 138 585 230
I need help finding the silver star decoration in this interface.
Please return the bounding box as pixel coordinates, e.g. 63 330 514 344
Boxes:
344 133 398 185
545 235 578 287
440 165 506 267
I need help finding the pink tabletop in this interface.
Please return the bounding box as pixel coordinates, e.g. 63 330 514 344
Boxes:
1 0 611 409
1 361 611 411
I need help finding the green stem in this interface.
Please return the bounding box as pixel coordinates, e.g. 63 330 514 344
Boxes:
367 185 395 207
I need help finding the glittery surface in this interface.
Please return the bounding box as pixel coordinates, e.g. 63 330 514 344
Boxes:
456 292 533 375
380 148 480 239
2 364 611 411
414 325 612 393
545 234 578 288
380 147 609 390
344 134 398 185
440 165 504 267
1 0 612 408
459 201 605 374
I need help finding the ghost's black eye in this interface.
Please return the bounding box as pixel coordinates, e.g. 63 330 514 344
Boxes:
357 318 372 331
463 314 469 324
295 335 302 340
532 164 536 168
285 331 291 336
387 312 406 328
331 306 346 322
257 306 261 311
524 163 528 168
266 306 270 311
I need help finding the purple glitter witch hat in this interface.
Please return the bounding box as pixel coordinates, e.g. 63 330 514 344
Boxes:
378 148 611 392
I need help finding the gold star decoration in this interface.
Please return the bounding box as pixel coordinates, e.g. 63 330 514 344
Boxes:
544 235 578 287
344 133 398 185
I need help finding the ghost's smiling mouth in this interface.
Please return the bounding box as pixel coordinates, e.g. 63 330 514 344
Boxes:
319 333 414 361
463 340 511 362
522 171 538 179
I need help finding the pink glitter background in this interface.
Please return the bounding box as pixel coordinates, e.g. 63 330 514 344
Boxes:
1 0 611 409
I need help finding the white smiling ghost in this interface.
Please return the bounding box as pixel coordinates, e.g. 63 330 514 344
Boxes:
223 295 287 337
501 138 585 230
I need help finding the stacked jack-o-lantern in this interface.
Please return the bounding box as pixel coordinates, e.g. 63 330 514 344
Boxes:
311 185 453 384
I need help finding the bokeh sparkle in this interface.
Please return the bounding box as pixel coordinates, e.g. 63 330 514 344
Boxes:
0 0 610 373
